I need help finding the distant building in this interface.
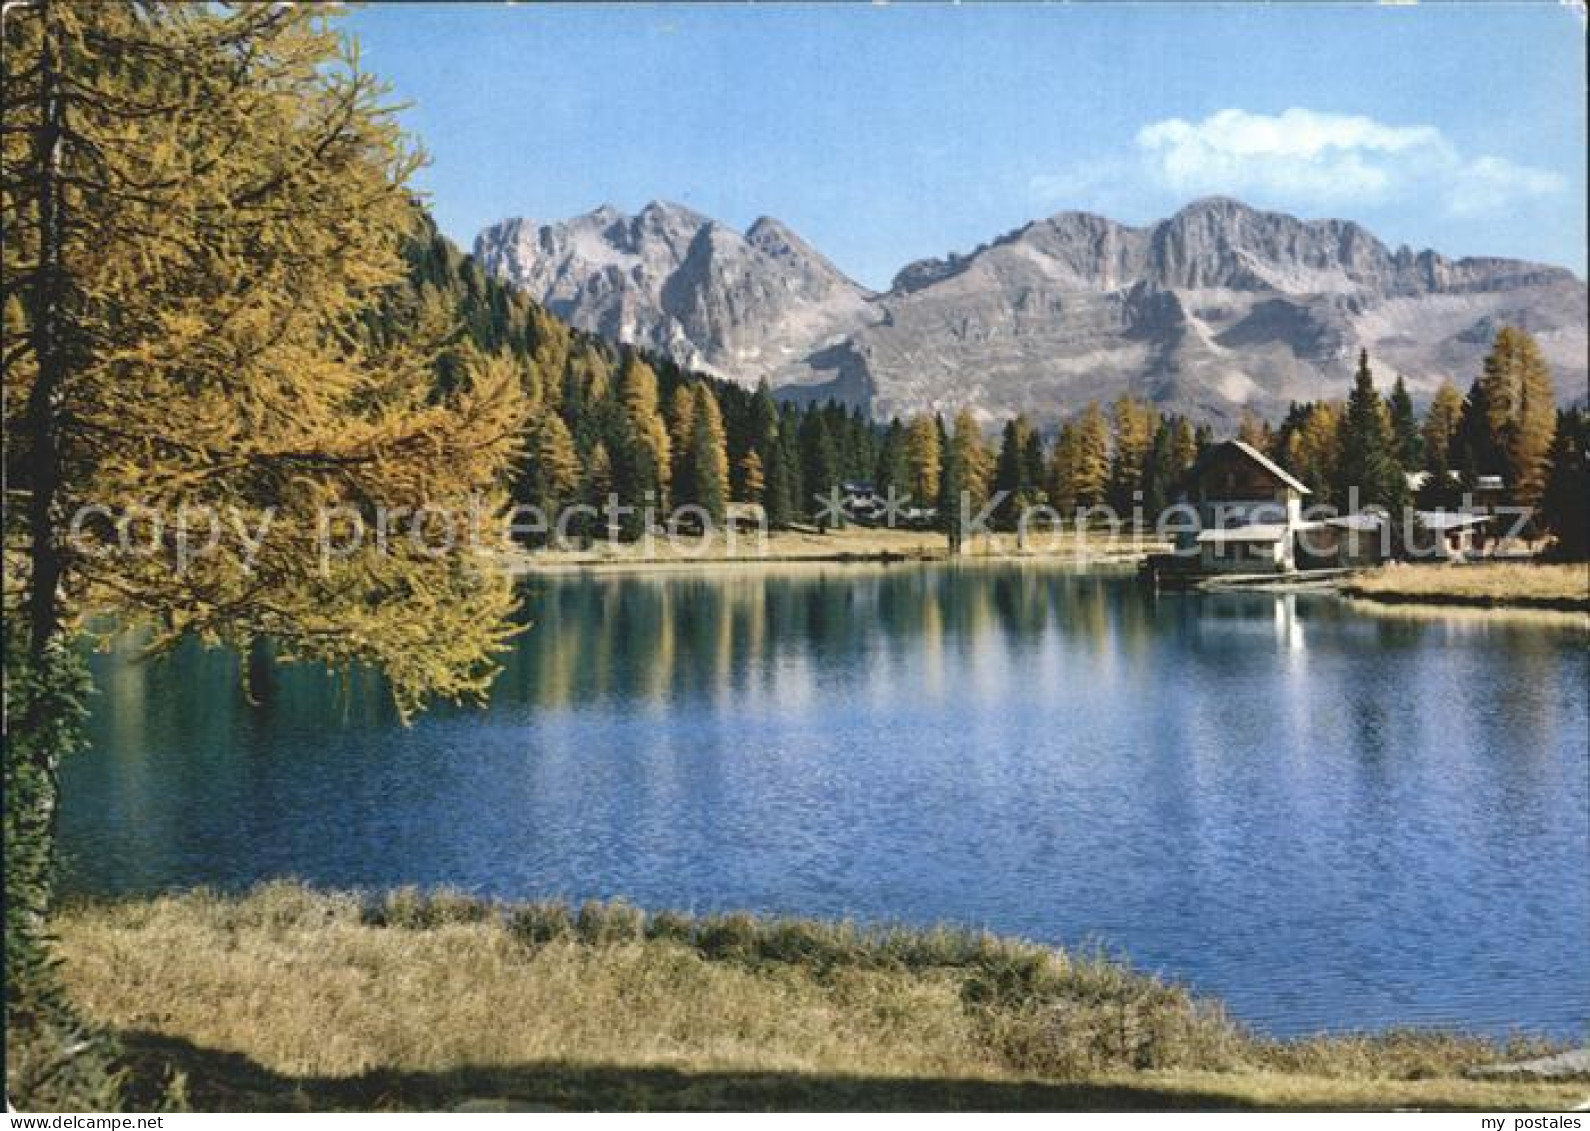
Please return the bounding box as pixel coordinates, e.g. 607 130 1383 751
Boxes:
840 481 883 524
1471 474 1508 513
1411 510 1493 560
1311 508 1494 566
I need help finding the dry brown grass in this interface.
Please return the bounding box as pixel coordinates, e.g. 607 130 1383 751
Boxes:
47 885 1585 1112
1342 562 1589 610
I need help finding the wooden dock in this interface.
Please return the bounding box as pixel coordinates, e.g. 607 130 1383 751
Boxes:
1139 554 1361 593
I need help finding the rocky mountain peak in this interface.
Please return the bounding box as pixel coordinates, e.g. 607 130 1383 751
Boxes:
477 197 1585 426
745 215 799 250
476 203 873 384
634 199 706 229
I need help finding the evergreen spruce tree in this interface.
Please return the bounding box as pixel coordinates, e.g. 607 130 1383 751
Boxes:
1047 421 1082 519
939 429 965 554
519 414 580 540
1274 402 1312 467
1451 377 1502 489
843 405 878 481
763 437 796 528
800 409 841 527
1387 375 1423 470
1023 425 1048 495
874 419 909 499
1334 351 1406 511
1170 418 1199 480
1540 409 1588 559
993 415 1036 527
1140 419 1180 520
748 380 778 455
778 404 806 519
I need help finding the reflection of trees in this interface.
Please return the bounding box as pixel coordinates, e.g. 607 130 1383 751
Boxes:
990 569 1054 649
87 631 398 757
484 566 1136 712
74 571 1585 893
1048 571 1111 657
93 567 1422 727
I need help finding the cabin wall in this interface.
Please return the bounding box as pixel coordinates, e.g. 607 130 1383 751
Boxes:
1200 539 1286 572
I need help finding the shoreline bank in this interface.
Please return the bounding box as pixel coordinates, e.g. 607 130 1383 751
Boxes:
498 535 1588 618
48 885 1586 1113
499 527 1168 575
1339 588 1589 613
1338 562 1589 613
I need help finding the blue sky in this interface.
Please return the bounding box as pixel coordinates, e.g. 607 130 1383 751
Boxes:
347 2 1586 290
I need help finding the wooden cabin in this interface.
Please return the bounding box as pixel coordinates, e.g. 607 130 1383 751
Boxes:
1178 440 1312 573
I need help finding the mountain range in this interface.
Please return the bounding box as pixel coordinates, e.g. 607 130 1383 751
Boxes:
474 197 1587 426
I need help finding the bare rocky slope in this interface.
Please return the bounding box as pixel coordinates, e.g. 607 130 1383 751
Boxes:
475 197 1586 426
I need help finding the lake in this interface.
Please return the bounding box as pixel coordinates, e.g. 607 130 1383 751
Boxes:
59 563 1589 1039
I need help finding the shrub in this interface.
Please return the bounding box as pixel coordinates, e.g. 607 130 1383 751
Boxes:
575 899 645 944
507 902 573 947
644 908 695 945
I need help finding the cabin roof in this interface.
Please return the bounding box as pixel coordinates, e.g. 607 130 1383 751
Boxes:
1406 469 1462 491
1189 440 1311 496
1323 509 1495 533
1416 510 1493 531
1325 513 1388 532
1228 440 1311 495
1194 524 1289 544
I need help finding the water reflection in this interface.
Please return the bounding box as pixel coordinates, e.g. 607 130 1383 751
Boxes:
61 564 1589 1039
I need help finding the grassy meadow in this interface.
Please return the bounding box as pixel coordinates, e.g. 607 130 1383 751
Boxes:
48 885 1585 1112
1340 562 1589 610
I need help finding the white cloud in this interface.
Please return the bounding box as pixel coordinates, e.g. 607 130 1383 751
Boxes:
1032 108 1566 218
1444 154 1569 217
1136 109 1439 202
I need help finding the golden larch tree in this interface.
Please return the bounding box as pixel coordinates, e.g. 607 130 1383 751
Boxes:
3 4 531 1101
